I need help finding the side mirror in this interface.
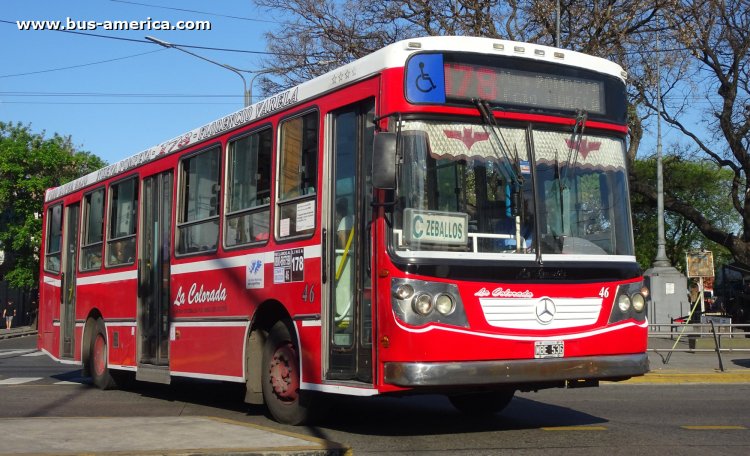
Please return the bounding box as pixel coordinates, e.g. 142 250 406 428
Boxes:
372 132 397 190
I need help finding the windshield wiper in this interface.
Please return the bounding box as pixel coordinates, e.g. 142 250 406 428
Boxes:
473 98 523 188
562 109 588 186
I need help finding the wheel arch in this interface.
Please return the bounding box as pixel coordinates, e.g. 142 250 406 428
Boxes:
244 299 293 404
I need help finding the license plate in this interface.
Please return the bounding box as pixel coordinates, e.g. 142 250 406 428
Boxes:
535 340 564 359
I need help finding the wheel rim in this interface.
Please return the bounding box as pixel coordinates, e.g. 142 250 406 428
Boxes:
268 341 299 402
93 334 106 377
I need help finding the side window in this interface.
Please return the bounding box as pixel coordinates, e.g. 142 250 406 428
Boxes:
277 111 318 239
44 204 63 274
177 146 221 255
225 128 272 248
81 188 104 271
107 177 138 267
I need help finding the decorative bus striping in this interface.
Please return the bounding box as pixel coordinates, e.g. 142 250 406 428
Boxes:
38 36 648 426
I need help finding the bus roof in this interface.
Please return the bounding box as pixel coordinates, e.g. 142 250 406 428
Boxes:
45 36 626 203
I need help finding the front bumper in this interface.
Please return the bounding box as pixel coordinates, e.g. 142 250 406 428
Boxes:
384 353 649 387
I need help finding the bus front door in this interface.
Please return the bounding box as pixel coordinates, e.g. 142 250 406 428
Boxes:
326 99 375 382
137 171 172 383
61 203 79 359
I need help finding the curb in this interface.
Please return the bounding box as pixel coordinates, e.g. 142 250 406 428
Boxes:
0 329 37 340
609 370 750 385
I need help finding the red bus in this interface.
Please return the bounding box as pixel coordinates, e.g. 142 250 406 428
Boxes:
39 36 648 425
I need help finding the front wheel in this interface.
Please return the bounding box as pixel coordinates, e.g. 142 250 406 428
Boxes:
448 389 515 416
261 321 318 425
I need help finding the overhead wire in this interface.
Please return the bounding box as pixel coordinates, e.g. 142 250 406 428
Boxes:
108 0 288 25
0 49 166 78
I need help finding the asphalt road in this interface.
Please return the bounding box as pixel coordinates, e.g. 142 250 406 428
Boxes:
2 335 749 455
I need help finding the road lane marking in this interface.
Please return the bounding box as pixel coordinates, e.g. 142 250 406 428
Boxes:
22 351 45 357
0 377 43 385
681 425 747 430
542 426 608 431
0 349 37 357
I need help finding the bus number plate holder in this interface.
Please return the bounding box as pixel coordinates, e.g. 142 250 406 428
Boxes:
534 340 564 359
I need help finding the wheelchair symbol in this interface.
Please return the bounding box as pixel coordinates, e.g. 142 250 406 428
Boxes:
415 62 437 93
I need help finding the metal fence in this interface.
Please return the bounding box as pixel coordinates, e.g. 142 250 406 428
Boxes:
649 322 750 353
648 321 750 370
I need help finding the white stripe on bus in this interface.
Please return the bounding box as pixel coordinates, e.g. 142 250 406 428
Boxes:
170 371 244 382
43 276 61 287
76 270 138 285
172 245 321 275
393 317 648 342
45 245 322 287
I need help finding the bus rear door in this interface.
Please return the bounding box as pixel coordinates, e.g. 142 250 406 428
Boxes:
137 171 173 383
61 203 80 359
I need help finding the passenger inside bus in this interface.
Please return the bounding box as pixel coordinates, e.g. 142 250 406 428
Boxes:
110 240 134 265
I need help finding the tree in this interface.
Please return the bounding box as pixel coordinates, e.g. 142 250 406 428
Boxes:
631 153 737 271
0 122 106 289
631 0 750 266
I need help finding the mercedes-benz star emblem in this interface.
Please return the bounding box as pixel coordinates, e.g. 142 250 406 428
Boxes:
535 298 556 325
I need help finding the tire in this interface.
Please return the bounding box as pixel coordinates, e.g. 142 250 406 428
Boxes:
261 321 317 425
448 389 515 416
90 318 117 390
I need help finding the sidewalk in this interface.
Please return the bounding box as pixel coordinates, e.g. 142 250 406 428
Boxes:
0 417 350 456
0 325 36 340
618 336 750 384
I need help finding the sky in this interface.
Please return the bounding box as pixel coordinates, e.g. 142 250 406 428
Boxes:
1 0 280 165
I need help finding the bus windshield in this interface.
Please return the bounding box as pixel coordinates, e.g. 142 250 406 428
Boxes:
392 120 633 259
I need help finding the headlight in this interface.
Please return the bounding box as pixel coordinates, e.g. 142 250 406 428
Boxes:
617 294 632 312
435 294 455 315
413 293 433 315
394 284 414 300
640 286 649 299
632 293 646 312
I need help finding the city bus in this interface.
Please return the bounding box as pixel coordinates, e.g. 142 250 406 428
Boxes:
38 36 649 425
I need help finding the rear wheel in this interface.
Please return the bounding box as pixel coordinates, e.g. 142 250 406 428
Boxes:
90 318 117 390
448 389 515 416
261 321 317 425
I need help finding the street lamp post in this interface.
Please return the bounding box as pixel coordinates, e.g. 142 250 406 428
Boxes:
248 69 276 105
643 26 689 327
146 36 252 107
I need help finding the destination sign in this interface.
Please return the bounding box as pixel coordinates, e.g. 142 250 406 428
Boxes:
404 209 468 246
443 62 605 114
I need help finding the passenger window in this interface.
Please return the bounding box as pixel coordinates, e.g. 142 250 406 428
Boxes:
177 146 221 254
107 177 138 267
277 111 318 239
81 188 104 271
225 128 272 247
44 204 63 274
